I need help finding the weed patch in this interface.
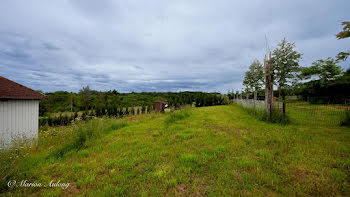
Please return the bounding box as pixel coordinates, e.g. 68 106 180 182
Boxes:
236 104 290 125
165 109 191 124
340 109 350 127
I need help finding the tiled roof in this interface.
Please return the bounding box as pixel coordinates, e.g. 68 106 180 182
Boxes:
0 76 47 99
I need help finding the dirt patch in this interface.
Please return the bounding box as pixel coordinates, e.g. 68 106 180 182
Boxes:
205 124 241 137
64 183 80 196
176 184 188 195
291 168 308 184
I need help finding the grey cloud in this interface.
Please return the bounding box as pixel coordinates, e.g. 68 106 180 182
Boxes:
0 0 349 93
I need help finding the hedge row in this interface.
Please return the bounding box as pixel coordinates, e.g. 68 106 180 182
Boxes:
39 105 153 127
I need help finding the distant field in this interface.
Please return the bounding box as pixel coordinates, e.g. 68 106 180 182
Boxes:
1 104 349 196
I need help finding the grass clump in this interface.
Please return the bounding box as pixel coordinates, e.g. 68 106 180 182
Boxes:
164 109 191 124
236 104 290 125
49 120 102 159
340 109 350 127
103 121 128 134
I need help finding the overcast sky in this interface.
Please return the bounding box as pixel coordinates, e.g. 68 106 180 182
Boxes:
0 0 349 93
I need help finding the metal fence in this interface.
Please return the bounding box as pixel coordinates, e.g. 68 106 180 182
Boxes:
233 99 349 127
233 99 282 110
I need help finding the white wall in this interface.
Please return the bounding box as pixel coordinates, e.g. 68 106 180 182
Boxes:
0 100 39 149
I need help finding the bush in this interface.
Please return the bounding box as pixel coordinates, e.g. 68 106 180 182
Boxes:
82 110 88 121
119 107 124 117
74 111 78 120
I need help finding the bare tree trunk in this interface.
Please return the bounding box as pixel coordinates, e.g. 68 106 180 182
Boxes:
264 53 274 116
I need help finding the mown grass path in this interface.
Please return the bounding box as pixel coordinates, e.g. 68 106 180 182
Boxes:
2 105 350 196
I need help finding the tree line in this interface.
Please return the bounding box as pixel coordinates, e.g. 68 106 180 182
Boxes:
39 90 226 116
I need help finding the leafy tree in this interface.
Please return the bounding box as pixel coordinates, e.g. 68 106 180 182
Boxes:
301 58 342 83
336 21 350 61
79 86 92 110
271 38 302 100
243 60 264 100
39 98 48 116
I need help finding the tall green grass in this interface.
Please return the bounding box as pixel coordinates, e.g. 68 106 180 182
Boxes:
164 108 191 124
0 119 128 193
341 109 350 127
234 103 290 125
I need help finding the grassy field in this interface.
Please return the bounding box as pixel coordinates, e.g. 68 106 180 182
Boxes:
1 104 349 196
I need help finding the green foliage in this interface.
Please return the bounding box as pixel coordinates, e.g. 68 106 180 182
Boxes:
340 109 350 127
298 66 349 104
301 58 342 82
336 21 350 61
39 91 224 117
271 38 302 88
243 60 264 92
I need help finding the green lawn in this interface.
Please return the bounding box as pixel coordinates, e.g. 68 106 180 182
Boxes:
1 104 350 196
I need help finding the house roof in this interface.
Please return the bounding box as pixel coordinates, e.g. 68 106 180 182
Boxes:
0 76 47 99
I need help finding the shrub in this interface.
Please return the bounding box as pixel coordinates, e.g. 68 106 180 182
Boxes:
39 117 47 127
119 107 124 117
82 110 87 121
47 116 53 126
74 111 78 120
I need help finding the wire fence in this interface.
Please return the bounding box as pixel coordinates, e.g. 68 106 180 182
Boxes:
233 99 350 127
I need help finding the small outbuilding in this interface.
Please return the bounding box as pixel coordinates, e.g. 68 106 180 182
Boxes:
154 100 168 113
0 76 46 149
